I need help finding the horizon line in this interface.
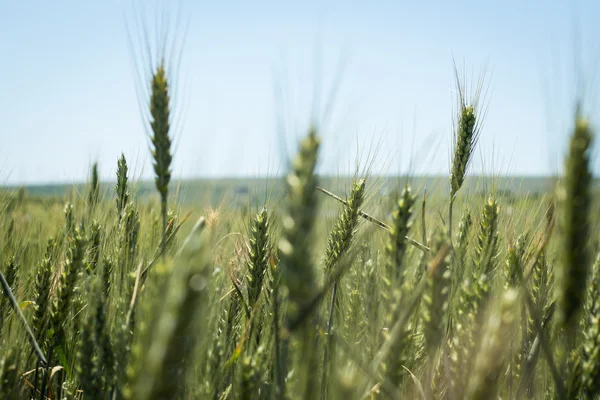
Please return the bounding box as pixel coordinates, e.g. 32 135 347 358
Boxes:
0 173 571 189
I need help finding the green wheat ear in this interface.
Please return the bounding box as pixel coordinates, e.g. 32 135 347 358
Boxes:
385 184 416 288
121 203 141 262
64 202 74 236
322 177 366 317
580 254 600 399
450 105 477 198
454 208 473 287
87 220 102 274
32 250 53 345
505 233 528 288
557 115 593 345
278 127 320 321
245 207 271 311
324 178 366 275
379 185 417 375
277 127 320 398
115 153 129 222
448 64 485 239
475 196 500 275
88 162 100 211
150 61 173 258
49 227 87 350
376 185 418 391
321 177 366 398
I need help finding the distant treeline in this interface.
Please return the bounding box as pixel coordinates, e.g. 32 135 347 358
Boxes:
2 175 598 208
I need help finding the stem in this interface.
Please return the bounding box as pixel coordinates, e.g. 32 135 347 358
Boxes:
421 188 427 245
0 271 47 366
524 293 565 399
299 319 319 400
125 259 144 329
141 211 192 283
273 279 284 399
362 276 427 398
508 340 513 398
320 281 338 399
448 195 455 240
425 352 434 399
40 346 53 399
517 302 556 398
161 198 167 261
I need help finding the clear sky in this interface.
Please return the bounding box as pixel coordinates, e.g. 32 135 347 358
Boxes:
1 0 599 185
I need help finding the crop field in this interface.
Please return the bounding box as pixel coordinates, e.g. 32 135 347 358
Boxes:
2 8 600 400
2 110 600 400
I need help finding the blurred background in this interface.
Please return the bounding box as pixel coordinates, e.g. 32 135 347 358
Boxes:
1 0 599 185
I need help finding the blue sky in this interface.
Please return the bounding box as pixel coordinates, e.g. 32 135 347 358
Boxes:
1 0 599 184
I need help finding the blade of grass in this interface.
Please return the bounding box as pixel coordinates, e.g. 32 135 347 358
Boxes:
0 271 47 366
524 291 565 400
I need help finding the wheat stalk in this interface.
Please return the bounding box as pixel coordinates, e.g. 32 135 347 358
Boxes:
557 115 594 350
278 127 320 399
448 64 486 238
321 178 366 398
465 289 519 400
49 227 86 350
135 219 210 400
422 230 451 395
149 62 173 260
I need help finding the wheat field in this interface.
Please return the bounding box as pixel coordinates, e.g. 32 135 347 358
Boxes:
1 11 600 400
